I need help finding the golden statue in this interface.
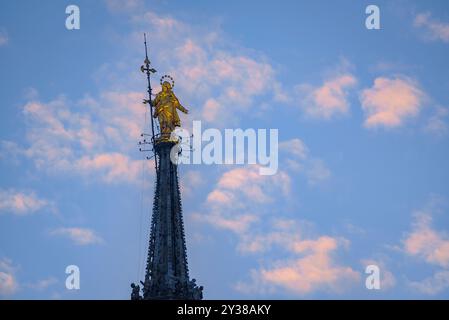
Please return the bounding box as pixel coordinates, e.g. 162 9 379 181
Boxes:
153 76 188 139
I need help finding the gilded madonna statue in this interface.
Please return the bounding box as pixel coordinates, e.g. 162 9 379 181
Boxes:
153 75 188 138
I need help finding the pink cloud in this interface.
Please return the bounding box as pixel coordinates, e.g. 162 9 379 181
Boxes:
130 12 280 125
214 166 290 204
75 152 146 183
259 255 359 295
26 277 58 291
194 52 276 122
0 272 17 296
141 11 182 33
236 232 359 295
193 166 292 238
105 0 143 12
23 99 73 141
194 166 356 296
0 258 18 296
403 213 449 268
0 189 53 215
218 167 262 189
50 227 103 245
414 12 449 43
4 90 152 184
306 159 331 185
279 138 308 160
291 236 338 254
299 74 357 119
279 138 331 184
206 189 235 204
409 270 449 295
0 28 8 46
202 98 221 123
180 170 205 198
425 106 448 136
192 212 258 234
360 77 424 128
238 221 299 254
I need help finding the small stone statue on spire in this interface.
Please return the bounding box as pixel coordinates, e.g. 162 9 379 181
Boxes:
130 283 142 300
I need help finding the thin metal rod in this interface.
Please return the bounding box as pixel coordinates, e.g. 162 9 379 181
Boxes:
143 33 158 172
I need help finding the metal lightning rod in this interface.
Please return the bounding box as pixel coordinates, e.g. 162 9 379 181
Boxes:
141 33 158 171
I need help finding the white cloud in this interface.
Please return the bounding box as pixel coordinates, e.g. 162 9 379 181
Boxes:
50 227 103 245
104 0 143 13
409 270 449 295
0 28 8 46
425 106 448 136
0 189 53 215
180 170 206 198
0 258 18 296
414 12 449 43
360 77 424 128
26 277 58 291
280 138 331 184
279 138 308 160
306 159 331 185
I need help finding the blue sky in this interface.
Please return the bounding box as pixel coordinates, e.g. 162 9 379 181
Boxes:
1 0 449 299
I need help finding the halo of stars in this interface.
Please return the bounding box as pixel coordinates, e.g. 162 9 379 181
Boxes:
160 75 175 88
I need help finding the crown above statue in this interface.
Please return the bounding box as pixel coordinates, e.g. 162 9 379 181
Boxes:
160 74 175 88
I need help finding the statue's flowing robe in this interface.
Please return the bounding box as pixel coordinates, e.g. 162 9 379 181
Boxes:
153 91 187 134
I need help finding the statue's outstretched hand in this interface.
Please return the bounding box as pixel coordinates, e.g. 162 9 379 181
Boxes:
180 106 189 114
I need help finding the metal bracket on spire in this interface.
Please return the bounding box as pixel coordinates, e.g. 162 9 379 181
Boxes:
138 134 155 160
177 134 195 154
